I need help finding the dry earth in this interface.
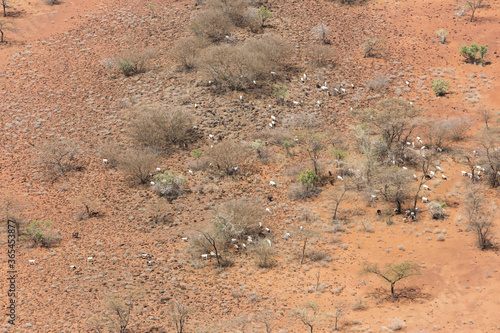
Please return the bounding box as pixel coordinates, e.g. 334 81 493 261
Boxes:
0 0 499 332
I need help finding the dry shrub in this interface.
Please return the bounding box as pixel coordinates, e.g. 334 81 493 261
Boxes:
366 74 389 92
446 117 472 141
243 7 260 32
201 35 291 91
190 8 234 43
305 249 331 262
311 23 331 44
308 44 335 67
98 142 123 168
144 199 171 225
205 141 249 175
207 0 250 27
213 198 264 241
171 37 205 70
72 193 101 220
117 148 159 184
36 139 81 180
259 128 294 146
288 183 320 200
254 239 276 268
115 48 156 76
428 201 446 219
129 106 194 150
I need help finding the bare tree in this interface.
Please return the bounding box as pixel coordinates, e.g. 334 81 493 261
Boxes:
333 303 346 330
256 310 276 333
361 262 421 299
332 179 349 221
289 301 325 333
412 151 435 211
194 228 228 268
0 19 14 42
0 196 25 237
105 295 134 333
169 300 195 333
1 0 8 17
36 139 80 180
463 185 495 250
462 0 484 22
477 108 493 128
477 128 500 188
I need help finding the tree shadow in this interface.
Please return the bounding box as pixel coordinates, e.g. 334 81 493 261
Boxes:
368 287 431 303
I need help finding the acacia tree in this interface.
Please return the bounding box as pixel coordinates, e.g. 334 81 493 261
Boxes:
354 99 420 162
0 19 15 43
289 301 325 333
361 262 421 299
376 167 412 213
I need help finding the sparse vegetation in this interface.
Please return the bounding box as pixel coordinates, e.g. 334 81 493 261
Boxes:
212 198 264 241
432 79 450 96
428 201 446 219
205 141 249 175
308 44 335 67
366 73 389 92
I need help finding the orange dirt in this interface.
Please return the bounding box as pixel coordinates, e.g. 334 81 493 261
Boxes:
0 0 499 332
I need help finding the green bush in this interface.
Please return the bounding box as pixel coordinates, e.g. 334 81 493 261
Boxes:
191 149 204 158
115 49 156 76
24 220 61 247
459 43 487 65
432 79 450 96
274 85 289 104
298 169 319 188
257 5 272 27
152 171 186 201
